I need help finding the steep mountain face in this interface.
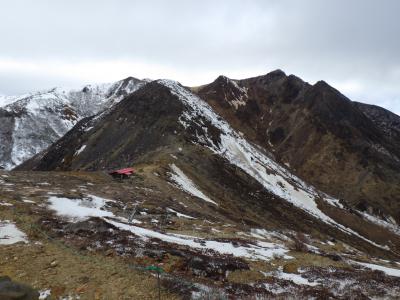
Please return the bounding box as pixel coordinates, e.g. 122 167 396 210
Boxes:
0 77 144 169
194 70 400 224
354 101 400 146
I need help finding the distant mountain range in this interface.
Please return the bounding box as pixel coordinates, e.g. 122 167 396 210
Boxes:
0 77 144 169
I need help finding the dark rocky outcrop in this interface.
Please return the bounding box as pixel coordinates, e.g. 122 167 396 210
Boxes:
195 70 400 222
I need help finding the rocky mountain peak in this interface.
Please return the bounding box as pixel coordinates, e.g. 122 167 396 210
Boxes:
262 68 287 80
198 75 249 110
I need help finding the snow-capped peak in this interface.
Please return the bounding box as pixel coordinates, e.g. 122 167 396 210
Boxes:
0 77 146 169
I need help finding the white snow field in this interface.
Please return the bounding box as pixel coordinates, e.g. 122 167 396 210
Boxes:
169 163 217 205
0 220 28 245
48 195 115 222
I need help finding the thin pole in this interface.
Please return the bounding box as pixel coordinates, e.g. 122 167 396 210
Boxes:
157 271 161 300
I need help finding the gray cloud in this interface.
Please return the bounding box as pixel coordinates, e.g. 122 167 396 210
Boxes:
0 0 399 114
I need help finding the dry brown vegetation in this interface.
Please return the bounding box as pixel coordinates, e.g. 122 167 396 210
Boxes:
1 167 400 299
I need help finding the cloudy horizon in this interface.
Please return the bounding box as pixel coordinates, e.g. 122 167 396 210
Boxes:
0 0 399 114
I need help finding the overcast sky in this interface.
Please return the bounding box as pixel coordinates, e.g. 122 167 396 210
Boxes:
0 0 399 114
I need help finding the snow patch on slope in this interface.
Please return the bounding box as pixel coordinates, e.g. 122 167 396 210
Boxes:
169 163 217 205
106 219 291 261
359 211 400 236
0 220 28 245
167 208 196 219
216 76 248 109
229 79 248 109
263 270 319 286
75 145 87 156
38 289 51 300
353 261 400 277
48 195 115 222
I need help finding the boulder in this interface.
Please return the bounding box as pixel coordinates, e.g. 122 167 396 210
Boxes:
0 276 39 300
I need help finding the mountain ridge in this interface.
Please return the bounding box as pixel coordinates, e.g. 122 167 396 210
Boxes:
5 73 400 298
17 79 400 255
195 70 400 224
11 71 400 226
0 77 145 169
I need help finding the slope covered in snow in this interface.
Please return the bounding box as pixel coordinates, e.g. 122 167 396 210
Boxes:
169 163 218 205
353 261 400 278
0 77 145 169
0 94 27 107
0 220 28 245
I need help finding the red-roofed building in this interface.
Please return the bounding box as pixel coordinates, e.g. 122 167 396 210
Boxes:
109 167 135 179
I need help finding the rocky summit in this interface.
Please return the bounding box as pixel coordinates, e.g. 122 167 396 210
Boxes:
2 71 400 299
